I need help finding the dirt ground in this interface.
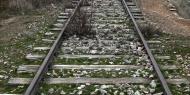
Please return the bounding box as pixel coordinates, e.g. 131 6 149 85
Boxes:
0 16 42 42
0 0 70 43
139 0 190 36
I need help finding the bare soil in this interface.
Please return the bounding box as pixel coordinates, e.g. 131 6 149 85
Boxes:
0 16 40 42
139 0 190 36
0 1 68 43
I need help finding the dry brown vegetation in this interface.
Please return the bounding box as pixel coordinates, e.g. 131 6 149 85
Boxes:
0 0 62 11
0 0 68 42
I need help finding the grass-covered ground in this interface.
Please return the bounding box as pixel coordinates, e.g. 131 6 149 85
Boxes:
0 2 66 93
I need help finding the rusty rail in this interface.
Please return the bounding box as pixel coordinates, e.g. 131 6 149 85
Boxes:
24 0 172 94
24 0 85 94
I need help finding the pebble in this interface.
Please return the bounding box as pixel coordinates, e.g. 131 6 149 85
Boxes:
148 66 153 71
18 85 24 88
0 75 4 79
125 70 129 74
124 59 132 64
119 92 125 95
3 61 8 65
149 74 154 78
149 88 155 93
116 68 121 71
118 71 122 75
127 88 134 94
77 90 83 95
95 88 99 92
77 85 86 90
45 32 54 36
60 90 66 95
86 83 91 85
112 73 116 77
137 47 143 55
134 91 141 95
150 80 157 88
101 85 109 89
82 71 88 75
90 50 98 54
109 61 114 64
100 89 107 95
176 55 183 62
143 89 149 94
114 90 118 95
132 74 137 77
135 69 141 77
48 88 54 94
139 85 144 89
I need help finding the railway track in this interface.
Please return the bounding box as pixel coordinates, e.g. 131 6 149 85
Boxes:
5 0 190 95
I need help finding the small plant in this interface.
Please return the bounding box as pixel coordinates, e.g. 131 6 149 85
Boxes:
140 23 162 40
65 4 95 39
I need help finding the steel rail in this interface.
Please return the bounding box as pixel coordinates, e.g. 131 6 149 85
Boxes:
121 0 172 95
24 0 84 94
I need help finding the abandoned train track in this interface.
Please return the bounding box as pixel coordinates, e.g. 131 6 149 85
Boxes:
6 0 190 95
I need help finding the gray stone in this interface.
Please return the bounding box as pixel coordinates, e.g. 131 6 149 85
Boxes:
60 90 66 95
48 88 54 94
134 91 141 95
149 88 155 93
119 92 125 95
150 80 157 88
77 90 83 95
